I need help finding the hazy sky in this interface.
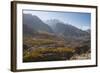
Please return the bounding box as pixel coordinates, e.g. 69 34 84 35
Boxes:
23 10 91 30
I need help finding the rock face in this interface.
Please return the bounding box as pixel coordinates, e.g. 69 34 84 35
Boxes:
23 14 54 34
70 53 91 60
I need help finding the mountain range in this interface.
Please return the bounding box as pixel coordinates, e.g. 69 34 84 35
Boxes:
23 14 90 41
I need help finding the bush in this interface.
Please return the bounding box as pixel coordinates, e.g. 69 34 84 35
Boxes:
23 47 74 62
